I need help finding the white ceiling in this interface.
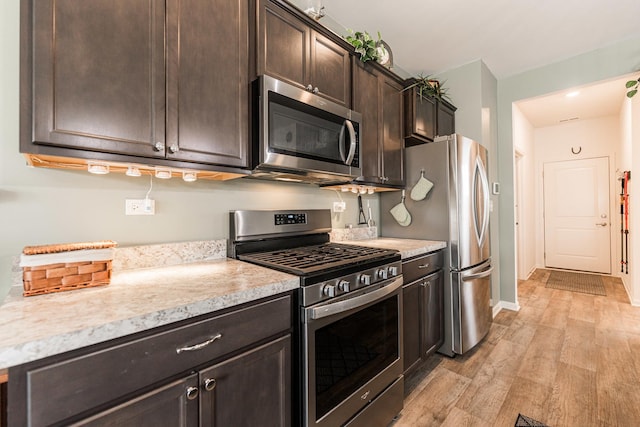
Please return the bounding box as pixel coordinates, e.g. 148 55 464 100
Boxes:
320 0 640 79
313 0 640 128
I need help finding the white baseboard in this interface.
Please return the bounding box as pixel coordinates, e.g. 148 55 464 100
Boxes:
620 275 640 306
492 300 520 318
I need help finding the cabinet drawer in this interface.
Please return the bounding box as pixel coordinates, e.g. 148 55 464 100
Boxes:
402 251 444 283
13 294 291 427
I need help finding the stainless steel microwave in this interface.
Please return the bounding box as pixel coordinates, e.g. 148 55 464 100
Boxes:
251 75 362 184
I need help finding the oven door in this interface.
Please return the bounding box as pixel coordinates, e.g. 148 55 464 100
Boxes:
302 276 403 427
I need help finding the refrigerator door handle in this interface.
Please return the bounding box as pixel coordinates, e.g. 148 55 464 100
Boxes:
472 156 491 247
462 265 493 281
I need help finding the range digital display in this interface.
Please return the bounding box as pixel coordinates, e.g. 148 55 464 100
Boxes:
275 213 306 225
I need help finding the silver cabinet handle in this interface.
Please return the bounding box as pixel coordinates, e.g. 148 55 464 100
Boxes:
418 263 430 269
176 333 223 354
596 222 608 227
169 144 179 153
204 378 217 392
186 386 199 400
312 87 319 94
306 84 313 91
153 141 164 152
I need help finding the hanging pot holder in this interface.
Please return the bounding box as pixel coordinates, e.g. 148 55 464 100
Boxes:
410 169 434 201
390 190 412 226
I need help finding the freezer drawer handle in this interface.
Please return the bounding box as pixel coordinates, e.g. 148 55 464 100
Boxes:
463 266 493 281
418 263 430 269
176 333 223 354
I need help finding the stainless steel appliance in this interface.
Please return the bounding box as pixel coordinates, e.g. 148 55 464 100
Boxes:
381 134 493 356
251 75 362 184
228 210 403 427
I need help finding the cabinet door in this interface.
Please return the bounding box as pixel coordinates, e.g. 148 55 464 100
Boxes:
166 0 249 167
309 31 351 107
422 270 444 357
259 0 309 91
352 61 381 183
199 335 291 427
402 282 422 375
436 101 456 137
28 0 165 157
404 90 436 146
381 77 404 186
72 375 199 427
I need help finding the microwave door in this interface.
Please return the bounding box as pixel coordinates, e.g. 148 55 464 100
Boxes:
339 120 357 166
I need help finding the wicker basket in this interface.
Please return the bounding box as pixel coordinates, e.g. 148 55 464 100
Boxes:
21 241 117 297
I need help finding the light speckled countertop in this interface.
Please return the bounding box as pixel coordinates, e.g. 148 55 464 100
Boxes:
336 236 447 259
0 236 444 373
0 244 298 372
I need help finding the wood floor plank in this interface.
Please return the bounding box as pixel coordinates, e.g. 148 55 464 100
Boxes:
492 376 553 427
546 362 597 427
539 296 571 330
440 407 486 427
516 325 565 387
392 368 471 426
559 318 597 371
568 292 596 323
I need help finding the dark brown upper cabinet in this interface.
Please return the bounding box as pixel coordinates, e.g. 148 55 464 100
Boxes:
256 0 351 107
21 0 249 170
352 60 404 187
404 85 457 146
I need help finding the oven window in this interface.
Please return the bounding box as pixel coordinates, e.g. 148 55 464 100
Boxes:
314 295 399 420
269 93 346 164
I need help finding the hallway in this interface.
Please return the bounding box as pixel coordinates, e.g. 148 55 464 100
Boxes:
392 269 640 426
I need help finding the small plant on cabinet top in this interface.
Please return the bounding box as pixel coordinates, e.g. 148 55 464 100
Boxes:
403 74 451 103
626 77 639 98
345 30 382 63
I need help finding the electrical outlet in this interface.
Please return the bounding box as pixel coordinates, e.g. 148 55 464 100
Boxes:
333 201 346 213
125 199 155 215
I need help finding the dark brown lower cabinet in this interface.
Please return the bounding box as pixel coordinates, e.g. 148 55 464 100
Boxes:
73 375 199 427
402 251 444 376
8 294 292 427
199 336 291 427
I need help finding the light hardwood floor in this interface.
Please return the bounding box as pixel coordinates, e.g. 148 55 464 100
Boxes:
392 269 640 427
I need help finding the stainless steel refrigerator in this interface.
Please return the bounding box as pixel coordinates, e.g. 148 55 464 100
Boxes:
380 134 493 356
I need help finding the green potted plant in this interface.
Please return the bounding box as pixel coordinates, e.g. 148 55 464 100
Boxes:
345 30 383 63
626 77 639 98
404 74 451 102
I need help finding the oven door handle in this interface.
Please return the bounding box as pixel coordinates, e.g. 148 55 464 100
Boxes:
306 276 403 321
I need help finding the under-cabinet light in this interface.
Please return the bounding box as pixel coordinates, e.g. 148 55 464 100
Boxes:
182 171 197 182
87 162 109 175
125 166 141 177
155 168 172 179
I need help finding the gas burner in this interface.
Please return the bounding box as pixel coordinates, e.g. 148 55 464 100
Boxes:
238 243 398 276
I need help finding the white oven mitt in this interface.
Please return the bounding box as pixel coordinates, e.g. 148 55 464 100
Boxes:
410 174 434 201
389 202 411 227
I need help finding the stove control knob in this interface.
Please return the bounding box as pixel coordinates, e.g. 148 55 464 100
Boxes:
322 284 336 297
338 280 350 292
377 268 388 280
388 266 399 277
359 274 371 285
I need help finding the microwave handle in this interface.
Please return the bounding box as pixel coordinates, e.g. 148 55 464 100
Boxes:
343 120 357 166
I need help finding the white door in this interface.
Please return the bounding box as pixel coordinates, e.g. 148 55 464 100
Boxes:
543 157 610 273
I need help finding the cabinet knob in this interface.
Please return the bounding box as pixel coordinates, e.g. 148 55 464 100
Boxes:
312 87 319 94
204 378 217 392
153 141 164 152
186 386 199 400
306 84 313 91
169 144 180 153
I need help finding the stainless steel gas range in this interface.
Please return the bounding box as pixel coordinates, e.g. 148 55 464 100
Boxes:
228 209 404 427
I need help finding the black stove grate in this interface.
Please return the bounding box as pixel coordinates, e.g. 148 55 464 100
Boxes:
238 243 397 276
